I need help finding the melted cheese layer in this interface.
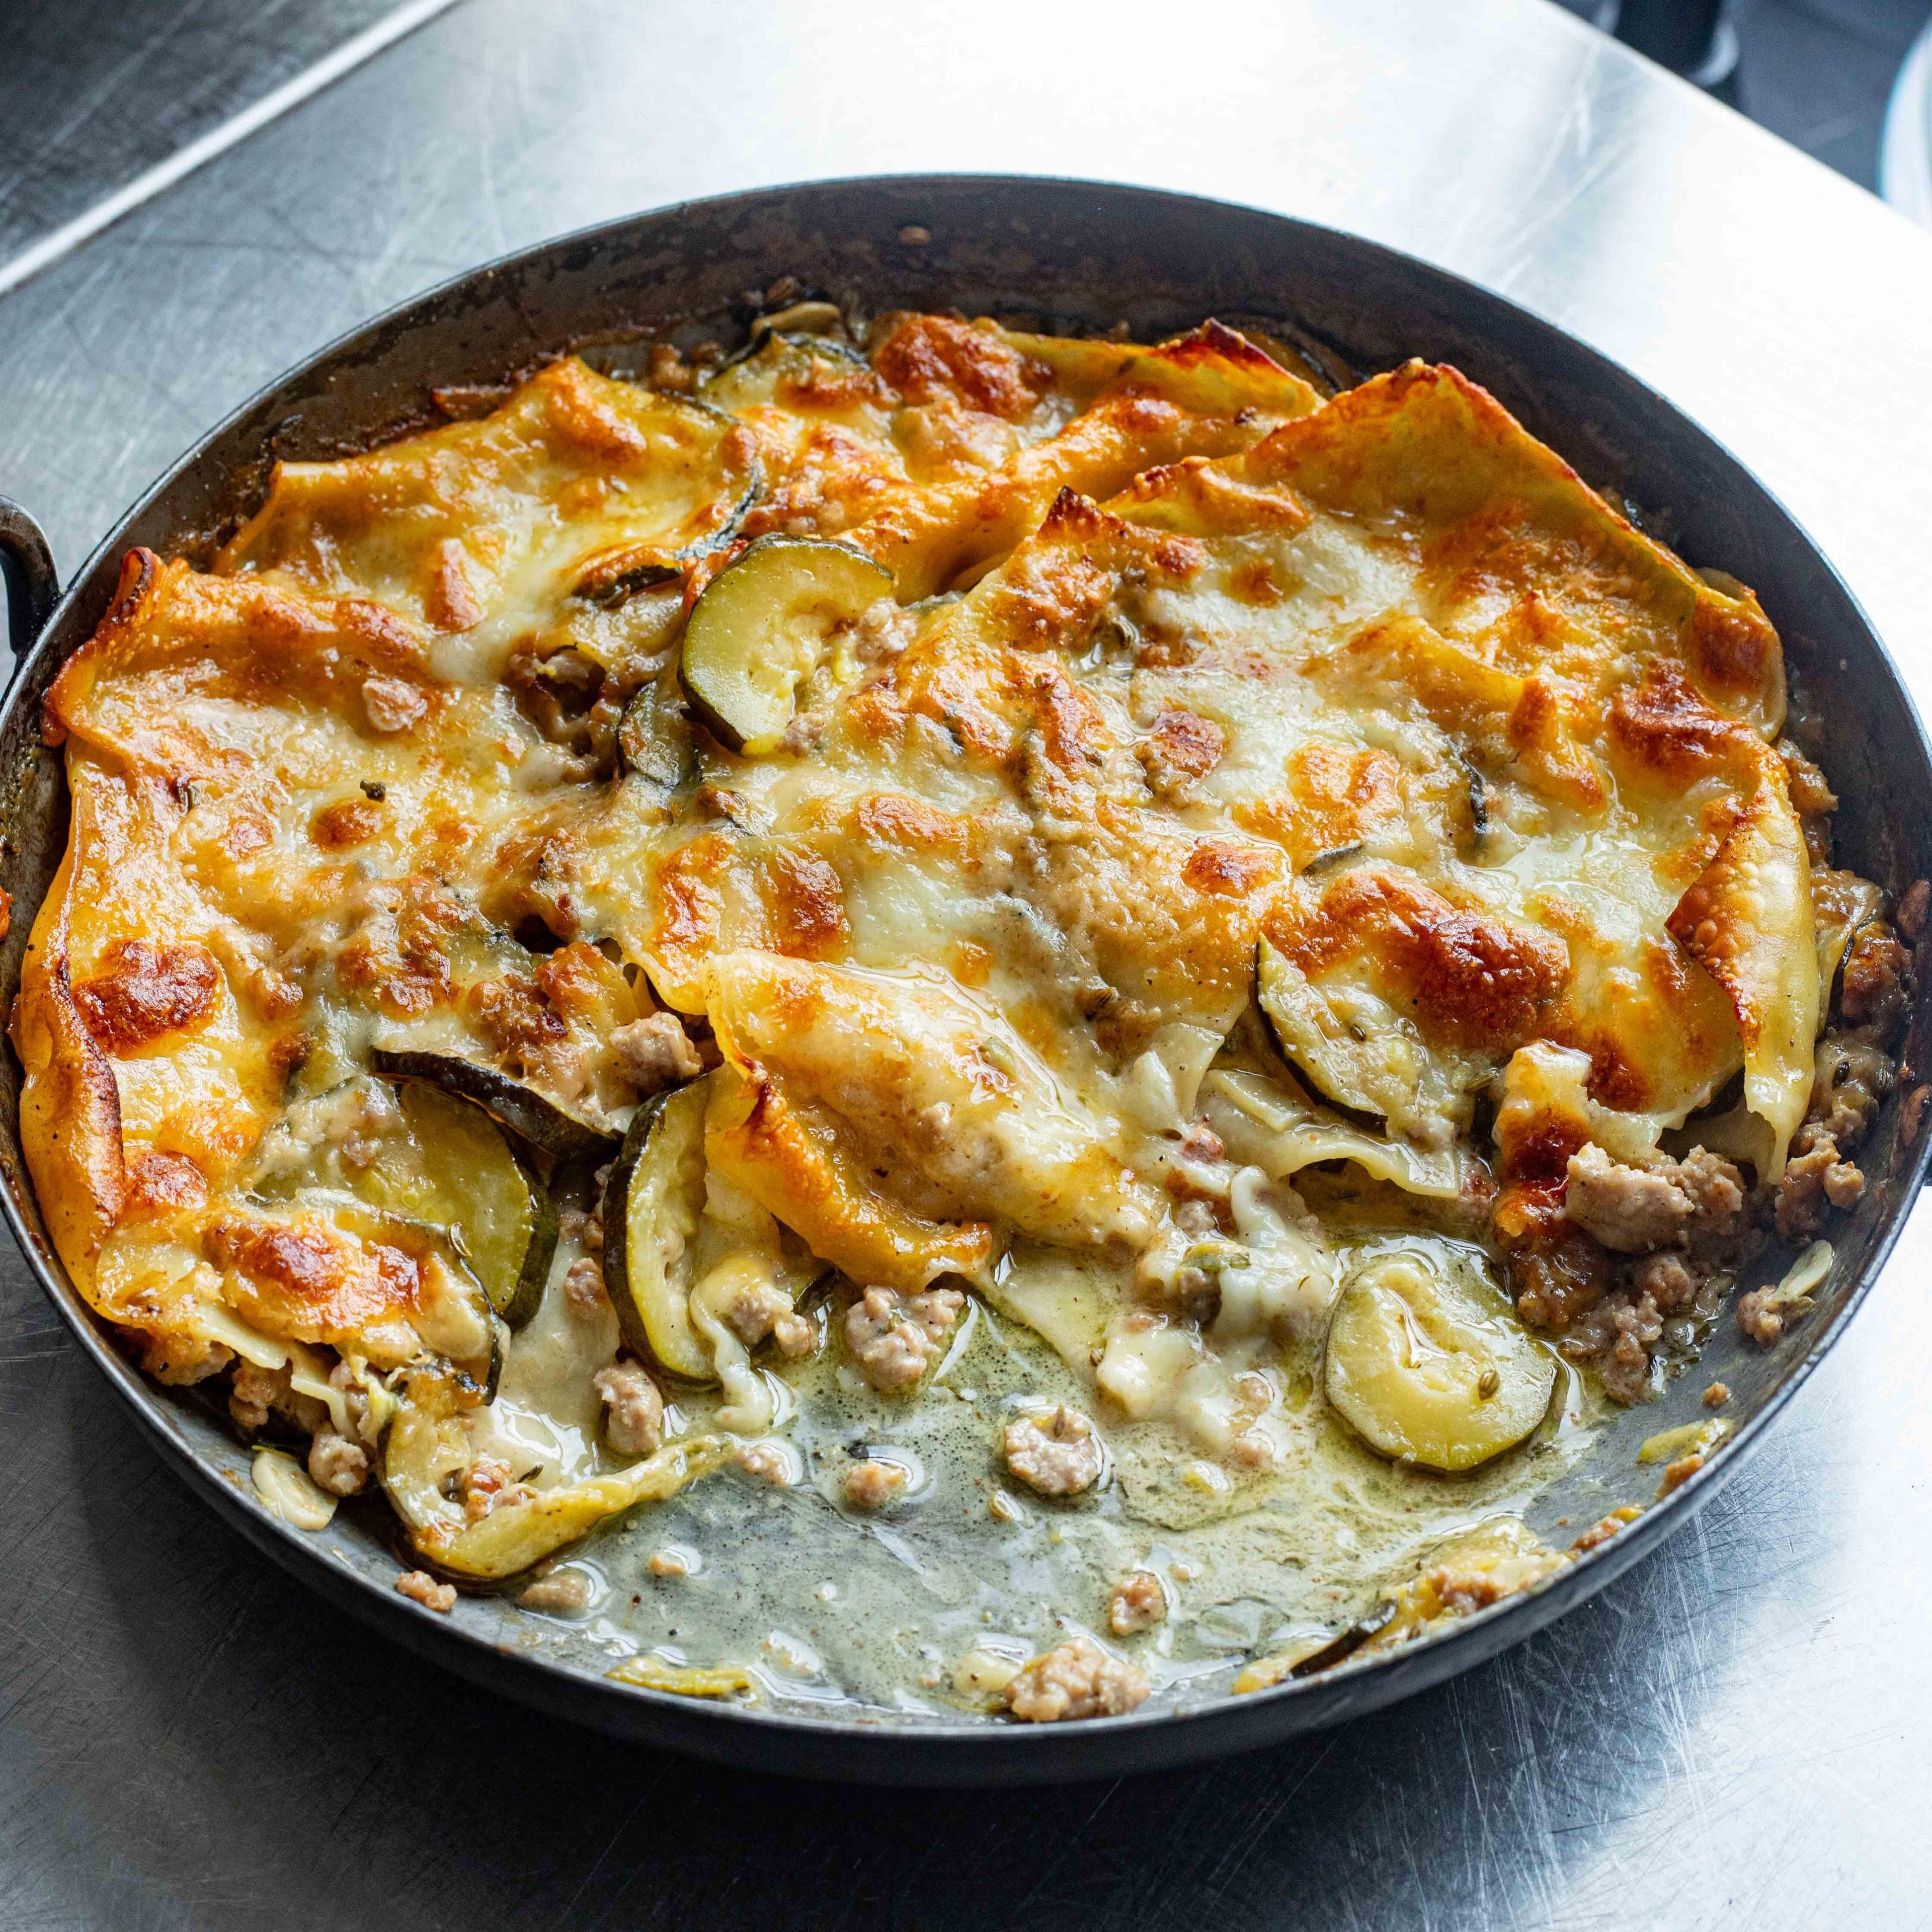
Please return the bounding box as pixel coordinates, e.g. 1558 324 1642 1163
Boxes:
18 324 1823 1487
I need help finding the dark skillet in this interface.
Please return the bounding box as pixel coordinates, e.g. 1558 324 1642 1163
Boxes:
0 176 1925 1787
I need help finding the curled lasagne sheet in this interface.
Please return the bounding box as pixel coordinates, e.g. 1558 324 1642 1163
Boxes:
17 313 1908 1708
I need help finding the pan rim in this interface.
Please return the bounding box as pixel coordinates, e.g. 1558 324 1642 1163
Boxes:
6 169 1928 1781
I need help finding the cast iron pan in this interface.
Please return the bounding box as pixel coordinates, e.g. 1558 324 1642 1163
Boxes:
0 176 1925 1786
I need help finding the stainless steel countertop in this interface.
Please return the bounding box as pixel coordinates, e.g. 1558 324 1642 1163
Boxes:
3 3 1930 1924
0 0 415 272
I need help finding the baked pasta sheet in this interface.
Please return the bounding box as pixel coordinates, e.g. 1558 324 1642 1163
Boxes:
17 312 1913 1717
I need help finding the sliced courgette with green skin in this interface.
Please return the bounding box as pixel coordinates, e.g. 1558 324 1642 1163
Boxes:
1256 936 1403 1125
370 1047 619 1164
1255 936 1486 1145
617 676 698 793
1323 1252 1556 1473
380 1367 723 1578
571 468 765 609
601 1077 715 1382
251 1078 553 1329
368 1085 555 1327
679 535 893 756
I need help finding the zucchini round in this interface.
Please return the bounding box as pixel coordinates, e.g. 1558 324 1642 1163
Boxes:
572 467 764 609
616 676 697 792
370 1046 619 1164
679 535 892 756
1323 1251 1556 1473
371 1084 555 1327
380 1366 725 1578
601 1077 715 1382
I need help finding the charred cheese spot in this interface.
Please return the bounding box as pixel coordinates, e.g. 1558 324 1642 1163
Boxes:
73 939 220 1054
873 313 1051 421
312 797 384 850
1181 841 1276 897
1276 870 1568 1056
120 1151 210 1223
762 845 849 957
1608 661 1750 787
208 1214 419 1319
1237 743 1404 865
335 875 463 1018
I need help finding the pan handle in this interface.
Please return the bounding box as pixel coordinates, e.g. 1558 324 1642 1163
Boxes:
0 498 59 660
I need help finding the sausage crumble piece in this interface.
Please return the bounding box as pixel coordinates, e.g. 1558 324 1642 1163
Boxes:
723 1279 815 1358
1003 1406 1106 1497
843 1285 964 1391
1005 1636 1150 1722
593 1359 665 1457
610 1011 704 1095
519 1570 592 1614
395 1570 456 1614
844 1459 908 1511
1107 1570 1168 1636
306 1430 370 1497
1563 1143 1743 1253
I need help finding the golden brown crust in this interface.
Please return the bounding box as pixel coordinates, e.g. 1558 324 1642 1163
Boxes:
12 324 1862 1452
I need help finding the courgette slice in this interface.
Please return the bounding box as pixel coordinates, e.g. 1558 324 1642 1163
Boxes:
571 465 764 608
616 676 697 793
365 1084 555 1327
381 1367 723 1578
370 1047 619 1164
601 1078 715 1381
1255 937 1481 1145
1323 1252 1555 1473
679 535 892 755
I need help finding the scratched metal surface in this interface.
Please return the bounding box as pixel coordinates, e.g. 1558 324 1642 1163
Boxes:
2 1 1931 1925
0 0 404 267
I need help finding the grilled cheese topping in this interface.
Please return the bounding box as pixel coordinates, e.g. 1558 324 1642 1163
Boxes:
18 311 1881 1662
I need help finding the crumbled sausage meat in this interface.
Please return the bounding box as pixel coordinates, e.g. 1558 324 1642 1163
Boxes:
844 1459 907 1510
1005 1637 1149 1722
306 1430 370 1496
1003 1407 1106 1496
1107 1570 1168 1636
519 1570 592 1613
1737 1286 1790 1346
1840 921 1912 1035
611 1012 703 1096
734 1439 796 1486
593 1360 665 1456
558 1200 605 1256
1558 1289 1663 1404
1571 1508 1639 1553
396 1570 456 1613
228 1360 327 1437
462 1454 529 1523
1703 1381 1731 1408
1564 1144 1744 1254
724 1279 815 1358
1775 1142 1865 1240
1627 1248 1695 1315
1509 1231 1609 1331
843 1285 964 1391
564 1254 609 1313
361 675 428 735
